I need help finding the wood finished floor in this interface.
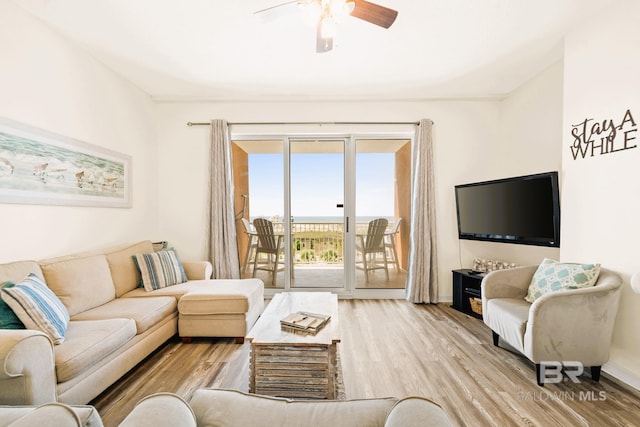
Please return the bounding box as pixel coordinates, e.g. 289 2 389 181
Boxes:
91 300 640 426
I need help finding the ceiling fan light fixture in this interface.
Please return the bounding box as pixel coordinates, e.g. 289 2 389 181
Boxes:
346 1 356 14
304 1 322 22
329 0 355 20
255 0 398 52
320 16 337 38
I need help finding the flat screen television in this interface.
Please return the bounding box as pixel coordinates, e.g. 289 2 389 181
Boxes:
455 171 560 247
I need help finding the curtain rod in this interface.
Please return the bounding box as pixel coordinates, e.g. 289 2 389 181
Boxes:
187 121 422 126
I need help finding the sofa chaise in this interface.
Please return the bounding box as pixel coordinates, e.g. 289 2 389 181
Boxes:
0 241 264 406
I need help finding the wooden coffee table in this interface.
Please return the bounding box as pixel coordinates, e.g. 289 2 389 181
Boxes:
246 292 340 399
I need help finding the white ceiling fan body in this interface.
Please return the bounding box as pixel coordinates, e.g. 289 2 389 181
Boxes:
255 0 397 53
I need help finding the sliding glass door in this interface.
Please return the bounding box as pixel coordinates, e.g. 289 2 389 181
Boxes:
233 139 287 288
354 139 411 290
232 133 411 296
289 139 345 289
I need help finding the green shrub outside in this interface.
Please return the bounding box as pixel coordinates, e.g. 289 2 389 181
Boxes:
299 250 316 262
320 249 341 263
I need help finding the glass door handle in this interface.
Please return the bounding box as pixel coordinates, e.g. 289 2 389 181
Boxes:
336 204 344 208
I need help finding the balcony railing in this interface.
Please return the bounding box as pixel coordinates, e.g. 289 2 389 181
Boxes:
261 221 393 265
292 222 344 264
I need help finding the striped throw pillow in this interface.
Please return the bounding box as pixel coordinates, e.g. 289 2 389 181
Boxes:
1 273 70 344
133 249 188 292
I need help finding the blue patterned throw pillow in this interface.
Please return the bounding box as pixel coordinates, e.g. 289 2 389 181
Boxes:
525 258 601 303
1 273 70 344
133 249 188 292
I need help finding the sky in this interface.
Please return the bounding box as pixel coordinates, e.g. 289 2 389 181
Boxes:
248 152 395 219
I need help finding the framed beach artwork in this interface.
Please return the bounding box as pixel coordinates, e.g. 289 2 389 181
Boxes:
0 117 131 208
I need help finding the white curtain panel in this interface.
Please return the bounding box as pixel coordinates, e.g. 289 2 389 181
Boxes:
406 119 439 303
207 119 240 279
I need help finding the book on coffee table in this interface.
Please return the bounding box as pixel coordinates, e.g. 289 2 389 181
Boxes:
280 311 331 334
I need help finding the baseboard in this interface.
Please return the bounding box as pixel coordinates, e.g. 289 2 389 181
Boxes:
351 288 406 299
603 361 640 391
263 288 407 299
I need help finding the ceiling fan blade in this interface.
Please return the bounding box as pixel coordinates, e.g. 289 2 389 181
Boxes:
254 0 300 15
254 0 301 22
350 0 398 29
316 21 333 53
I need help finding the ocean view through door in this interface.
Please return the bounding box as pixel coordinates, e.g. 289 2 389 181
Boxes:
354 139 410 290
290 139 345 289
232 134 410 295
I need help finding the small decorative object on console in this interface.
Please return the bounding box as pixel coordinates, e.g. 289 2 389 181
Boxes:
472 258 517 273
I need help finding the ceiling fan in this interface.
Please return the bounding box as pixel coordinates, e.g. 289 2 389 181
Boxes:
254 0 398 53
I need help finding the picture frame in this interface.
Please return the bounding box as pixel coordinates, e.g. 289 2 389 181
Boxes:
0 117 132 208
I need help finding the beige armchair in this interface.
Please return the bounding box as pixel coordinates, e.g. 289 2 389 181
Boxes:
481 265 622 386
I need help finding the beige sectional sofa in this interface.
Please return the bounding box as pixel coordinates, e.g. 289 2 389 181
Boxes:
0 389 455 426
0 403 104 427
0 241 264 406
181 389 455 427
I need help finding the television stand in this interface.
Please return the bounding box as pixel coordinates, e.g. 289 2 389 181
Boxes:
451 269 484 319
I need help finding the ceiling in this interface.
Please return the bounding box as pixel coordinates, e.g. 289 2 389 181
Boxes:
14 0 614 101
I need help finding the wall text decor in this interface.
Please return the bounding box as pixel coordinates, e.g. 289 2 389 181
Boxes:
570 109 637 160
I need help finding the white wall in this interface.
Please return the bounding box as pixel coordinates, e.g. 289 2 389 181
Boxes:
0 2 159 261
457 62 564 267
561 0 640 387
